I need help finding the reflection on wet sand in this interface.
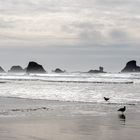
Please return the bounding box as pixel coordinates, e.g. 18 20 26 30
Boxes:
118 114 126 125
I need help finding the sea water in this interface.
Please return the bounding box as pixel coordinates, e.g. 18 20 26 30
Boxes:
0 72 140 105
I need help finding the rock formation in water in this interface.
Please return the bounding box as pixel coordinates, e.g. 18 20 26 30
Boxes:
26 61 46 74
53 68 65 73
8 66 24 73
121 60 140 72
0 66 5 73
88 66 106 73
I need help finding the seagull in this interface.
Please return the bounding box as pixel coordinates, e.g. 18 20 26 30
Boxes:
104 97 110 101
118 106 126 114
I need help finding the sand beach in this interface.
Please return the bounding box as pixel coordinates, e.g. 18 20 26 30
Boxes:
0 97 139 140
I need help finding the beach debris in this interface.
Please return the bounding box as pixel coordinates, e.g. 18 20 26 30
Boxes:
11 107 49 112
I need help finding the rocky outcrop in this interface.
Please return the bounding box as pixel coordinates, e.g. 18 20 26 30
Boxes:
0 66 5 73
8 66 24 73
26 61 46 74
53 68 65 73
121 60 140 72
88 66 106 73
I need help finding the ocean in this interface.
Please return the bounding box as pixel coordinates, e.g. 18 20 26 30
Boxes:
0 72 140 105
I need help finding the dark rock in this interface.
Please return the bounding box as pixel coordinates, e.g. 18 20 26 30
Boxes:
0 66 5 73
8 66 24 73
88 66 106 73
26 61 46 74
121 60 140 72
53 68 65 73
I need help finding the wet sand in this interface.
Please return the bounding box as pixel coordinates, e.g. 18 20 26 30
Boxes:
0 97 140 140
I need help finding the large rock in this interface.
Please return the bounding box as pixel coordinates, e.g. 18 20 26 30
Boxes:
53 68 65 73
26 61 46 74
0 66 5 73
88 66 106 73
121 60 140 72
8 66 24 73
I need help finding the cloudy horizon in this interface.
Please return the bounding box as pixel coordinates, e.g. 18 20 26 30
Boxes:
0 0 140 72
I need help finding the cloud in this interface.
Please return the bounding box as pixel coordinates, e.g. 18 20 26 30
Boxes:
0 0 140 72
0 0 139 46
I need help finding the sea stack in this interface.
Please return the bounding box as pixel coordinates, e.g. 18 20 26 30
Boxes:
88 66 106 73
0 66 5 73
8 66 24 73
53 68 65 73
121 60 140 72
26 61 46 74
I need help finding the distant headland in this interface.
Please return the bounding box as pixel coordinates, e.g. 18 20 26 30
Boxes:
0 60 140 74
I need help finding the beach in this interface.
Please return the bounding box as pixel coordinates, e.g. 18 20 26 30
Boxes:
0 97 140 140
0 73 139 140
0 0 139 139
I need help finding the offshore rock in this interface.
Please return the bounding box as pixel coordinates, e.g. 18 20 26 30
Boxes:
26 61 46 74
53 68 65 73
0 66 5 73
8 66 24 73
121 60 140 72
88 66 106 73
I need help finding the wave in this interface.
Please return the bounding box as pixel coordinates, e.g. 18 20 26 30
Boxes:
0 81 6 84
0 73 135 84
41 80 133 84
0 78 133 84
0 73 139 106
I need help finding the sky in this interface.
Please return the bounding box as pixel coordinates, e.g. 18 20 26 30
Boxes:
0 0 140 72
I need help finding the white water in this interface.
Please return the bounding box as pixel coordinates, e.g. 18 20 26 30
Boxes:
0 72 140 104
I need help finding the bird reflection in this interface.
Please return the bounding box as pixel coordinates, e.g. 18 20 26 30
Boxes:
118 114 126 125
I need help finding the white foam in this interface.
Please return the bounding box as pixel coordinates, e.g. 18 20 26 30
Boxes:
0 72 139 104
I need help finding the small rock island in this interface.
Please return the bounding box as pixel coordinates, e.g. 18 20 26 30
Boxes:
0 66 5 73
121 60 140 72
88 66 106 73
26 61 46 74
52 68 65 73
8 66 25 73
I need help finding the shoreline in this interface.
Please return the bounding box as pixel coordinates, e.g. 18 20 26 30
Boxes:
0 97 139 139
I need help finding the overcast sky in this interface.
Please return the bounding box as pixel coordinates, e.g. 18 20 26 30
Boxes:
0 0 140 72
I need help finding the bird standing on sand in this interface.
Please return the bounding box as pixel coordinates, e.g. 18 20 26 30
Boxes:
118 106 126 113
104 97 110 101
